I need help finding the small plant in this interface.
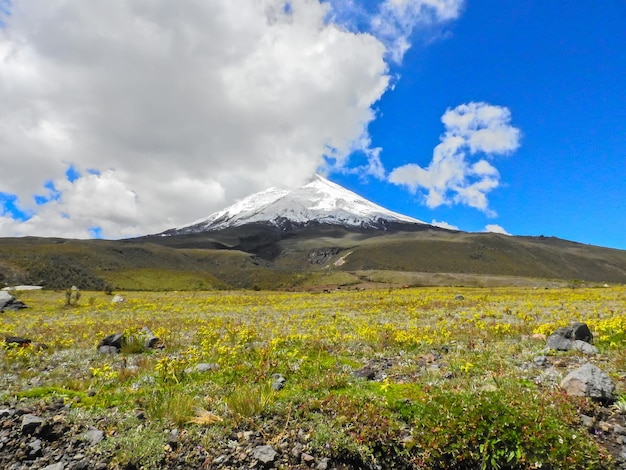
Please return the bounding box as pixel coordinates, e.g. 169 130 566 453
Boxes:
154 356 187 384
120 328 147 354
226 382 275 419
65 286 81 306
146 386 196 426
613 396 626 413
89 363 119 383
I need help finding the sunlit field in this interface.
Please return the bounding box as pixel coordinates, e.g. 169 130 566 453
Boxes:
2 286 625 469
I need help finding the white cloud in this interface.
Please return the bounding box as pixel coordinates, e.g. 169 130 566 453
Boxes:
484 224 510 235
0 0 396 238
431 219 458 230
371 0 464 62
0 0 466 239
388 102 521 215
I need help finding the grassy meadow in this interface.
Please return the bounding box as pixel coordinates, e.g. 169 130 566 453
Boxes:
2 286 626 468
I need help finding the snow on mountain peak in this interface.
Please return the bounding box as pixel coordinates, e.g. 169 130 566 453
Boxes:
173 174 425 233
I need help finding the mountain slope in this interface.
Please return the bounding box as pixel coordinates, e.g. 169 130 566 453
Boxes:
166 174 426 234
3 231 626 291
3 177 626 291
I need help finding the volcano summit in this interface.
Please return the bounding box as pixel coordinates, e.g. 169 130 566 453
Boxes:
166 174 427 235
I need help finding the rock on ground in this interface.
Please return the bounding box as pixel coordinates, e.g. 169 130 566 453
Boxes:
560 363 615 402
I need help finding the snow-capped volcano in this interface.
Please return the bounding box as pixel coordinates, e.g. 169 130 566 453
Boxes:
170 174 426 234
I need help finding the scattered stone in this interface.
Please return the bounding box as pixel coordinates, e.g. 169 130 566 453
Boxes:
560 363 615 402
167 429 179 449
5 336 32 347
141 326 164 349
614 424 626 435
83 428 104 445
570 322 593 342
97 328 164 353
572 340 598 355
251 445 277 464
352 367 376 380
580 414 596 430
301 452 315 463
97 333 124 352
533 356 548 367
599 421 613 432
271 373 287 391
291 443 304 459
454 294 464 301
531 333 547 341
188 363 220 374
27 438 43 458
316 457 330 470
546 334 573 351
41 463 65 470
418 352 439 365
546 322 594 352
0 291 28 312
111 294 125 303
213 454 230 465
21 414 45 435
535 367 563 387
97 345 119 355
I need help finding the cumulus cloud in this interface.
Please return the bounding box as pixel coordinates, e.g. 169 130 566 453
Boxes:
0 0 464 239
388 102 521 216
430 219 459 230
484 224 510 235
371 0 464 62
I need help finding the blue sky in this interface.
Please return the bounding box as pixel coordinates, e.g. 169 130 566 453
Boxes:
0 1 625 249
332 0 626 249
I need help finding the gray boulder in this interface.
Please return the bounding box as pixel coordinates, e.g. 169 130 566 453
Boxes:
97 333 124 352
271 373 287 391
98 345 119 354
352 367 376 380
141 326 164 349
570 322 593 342
572 340 598 355
98 328 164 353
21 414 46 435
546 334 573 351
0 291 28 312
546 322 594 352
27 438 43 458
560 363 615 402
83 428 105 445
192 363 220 373
252 445 277 464
0 291 13 309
